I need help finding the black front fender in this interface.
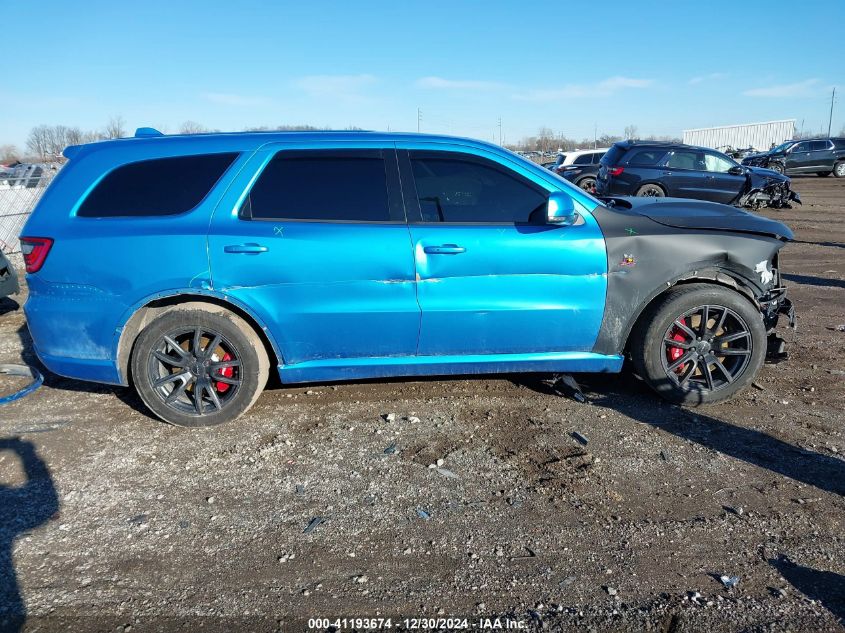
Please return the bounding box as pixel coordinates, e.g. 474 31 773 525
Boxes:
590 204 786 355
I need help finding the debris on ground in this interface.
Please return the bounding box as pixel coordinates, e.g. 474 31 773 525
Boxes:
303 517 326 534
720 575 740 589
570 431 589 446
435 467 459 479
383 413 396 422
383 442 398 455
416 508 431 520
548 373 587 403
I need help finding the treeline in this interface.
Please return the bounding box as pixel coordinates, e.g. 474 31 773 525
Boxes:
2 120 355 163
508 125 681 153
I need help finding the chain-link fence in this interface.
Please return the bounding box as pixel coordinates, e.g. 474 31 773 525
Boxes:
0 164 59 253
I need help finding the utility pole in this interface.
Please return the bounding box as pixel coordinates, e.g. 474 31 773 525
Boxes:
828 87 836 138
497 117 502 145
417 108 422 133
594 123 597 149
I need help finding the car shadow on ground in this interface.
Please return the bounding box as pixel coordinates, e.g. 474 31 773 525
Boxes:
769 555 845 624
0 438 59 633
782 273 845 289
0 298 19 317
516 370 845 497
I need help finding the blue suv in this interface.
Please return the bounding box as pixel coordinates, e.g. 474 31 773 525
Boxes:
21 130 795 426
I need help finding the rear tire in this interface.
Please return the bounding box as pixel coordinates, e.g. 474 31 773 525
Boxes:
130 306 269 427
630 284 766 406
816 171 831 177
635 183 665 197
834 162 845 178
577 176 597 192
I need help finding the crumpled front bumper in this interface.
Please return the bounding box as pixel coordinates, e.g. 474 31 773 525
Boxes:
759 282 795 363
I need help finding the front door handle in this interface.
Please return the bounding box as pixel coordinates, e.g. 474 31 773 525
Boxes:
423 244 466 255
224 243 268 254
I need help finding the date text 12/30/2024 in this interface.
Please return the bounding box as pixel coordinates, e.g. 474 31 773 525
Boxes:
307 617 528 630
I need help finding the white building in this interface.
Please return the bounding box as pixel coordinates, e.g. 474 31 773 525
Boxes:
683 119 796 152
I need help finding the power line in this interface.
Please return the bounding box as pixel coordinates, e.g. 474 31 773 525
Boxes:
828 87 836 138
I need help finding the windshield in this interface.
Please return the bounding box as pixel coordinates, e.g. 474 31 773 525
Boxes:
769 142 794 154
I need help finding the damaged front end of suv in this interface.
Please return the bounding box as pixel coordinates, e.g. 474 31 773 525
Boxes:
734 166 801 210
593 196 797 404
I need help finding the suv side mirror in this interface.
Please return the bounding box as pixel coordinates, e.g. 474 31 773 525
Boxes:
547 192 578 226
728 165 744 175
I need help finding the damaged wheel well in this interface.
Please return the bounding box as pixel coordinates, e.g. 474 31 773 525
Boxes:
116 295 279 386
622 272 759 354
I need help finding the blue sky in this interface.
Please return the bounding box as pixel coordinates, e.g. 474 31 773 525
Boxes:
2 0 842 148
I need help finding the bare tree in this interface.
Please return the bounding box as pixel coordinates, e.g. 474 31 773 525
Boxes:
624 124 639 140
0 144 19 162
104 116 126 139
26 125 52 160
178 121 209 135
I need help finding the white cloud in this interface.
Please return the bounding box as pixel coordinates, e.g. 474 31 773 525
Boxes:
742 78 824 98
293 74 377 99
689 72 727 85
415 76 506 90
202 92 269 107
514 76 654 101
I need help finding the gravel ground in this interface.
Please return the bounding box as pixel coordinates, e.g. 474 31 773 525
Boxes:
0 177 843 632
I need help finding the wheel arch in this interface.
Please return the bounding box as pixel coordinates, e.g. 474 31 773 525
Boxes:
115 292 282 386
635 181 667 195
620 270 759 354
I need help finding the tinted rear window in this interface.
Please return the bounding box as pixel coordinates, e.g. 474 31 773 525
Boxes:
244 152 391 222
77 153 237 217
601 145 626 166
628 150 668 166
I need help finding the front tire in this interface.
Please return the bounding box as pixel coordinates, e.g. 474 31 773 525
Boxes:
130 306 269 427
630 284 766 406
635 183 665 197
768 162 785 175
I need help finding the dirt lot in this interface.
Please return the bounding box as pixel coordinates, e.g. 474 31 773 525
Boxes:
0 177 843 632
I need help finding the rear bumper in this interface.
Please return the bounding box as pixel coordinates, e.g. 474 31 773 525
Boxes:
24 277 124 385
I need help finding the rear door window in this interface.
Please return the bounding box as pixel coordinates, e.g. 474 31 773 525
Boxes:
628 150 668 166
242 150 400 222
573 153 593 165
809 140 831 151
666 150 705 170
408 153 547 223
77 153 238 217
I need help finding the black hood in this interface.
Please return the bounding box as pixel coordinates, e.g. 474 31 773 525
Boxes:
745 165 789 183
600 196 794 240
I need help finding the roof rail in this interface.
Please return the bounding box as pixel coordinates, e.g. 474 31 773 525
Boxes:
134 127 164 138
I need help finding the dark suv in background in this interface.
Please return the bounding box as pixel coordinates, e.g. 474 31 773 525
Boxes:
742 138 845 177
597 140 800 209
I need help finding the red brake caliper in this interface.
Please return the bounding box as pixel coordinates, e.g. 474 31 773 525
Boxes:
215 352 234 393
667 318 688 373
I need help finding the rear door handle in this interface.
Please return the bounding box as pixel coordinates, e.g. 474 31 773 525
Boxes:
423 244 466 255
224 243 268 254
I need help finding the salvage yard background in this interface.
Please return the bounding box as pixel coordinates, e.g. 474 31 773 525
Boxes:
0 178 843 631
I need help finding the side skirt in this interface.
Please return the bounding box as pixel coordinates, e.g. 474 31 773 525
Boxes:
278 351 624 384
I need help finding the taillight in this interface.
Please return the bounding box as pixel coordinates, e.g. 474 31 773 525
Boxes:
608 166 625 176
19 237 53 273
